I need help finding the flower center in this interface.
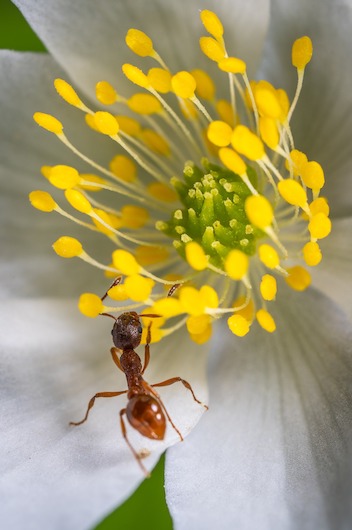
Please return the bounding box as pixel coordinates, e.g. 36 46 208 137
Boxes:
30 10 331 343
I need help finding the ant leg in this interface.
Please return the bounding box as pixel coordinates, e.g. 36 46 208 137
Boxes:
101 277 122 301
152 377 208 410
142 322 152 374
119 408 151 478
70 390 127 426
110 347 123 372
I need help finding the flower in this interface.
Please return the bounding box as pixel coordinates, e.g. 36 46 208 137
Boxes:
1 0 352 529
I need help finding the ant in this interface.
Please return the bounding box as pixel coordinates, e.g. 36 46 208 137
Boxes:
70 278 208 476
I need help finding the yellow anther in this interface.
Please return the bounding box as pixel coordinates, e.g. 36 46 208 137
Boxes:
54 78 84 108
218 147 247 175
109 154 137 183
301 161 325 190
200 9 224 40
200 285 219 309
121 205 149 229
233 295 255 323
93 111 119 136
189 324 212 344
308 212 332 239
187 314 211 335
292 36 313 70
135 245 169 266
277 179 308 208
199 36 226 62
124 274 155 302
147 182 177 202
85 113 99 132
29 190 56 212
216 99 235 127
33 112 63 134
52 236 83 258
224 249 249 280
78 293 103 318
218 57 246 74
112 249 141 275
309 197 329 217
276 89 290 119
92 208 114 236
147 68 171 93
255 87 282 119
122 64 149 88
227 314 250 337
108 283 128 301
191 69 215 101
179 286 205 316
79 173 106 191
287 149 308 176
231 125 265 161
40 165 52 179
171 71 196 99
95 81 118 105
185 241 208 271
65 189 92 214
260 274 277 301
285 265 311 291
258 244 280 269
180 99 198 120
115 115 142 136
141 129 170 155
125 28 154 57
207 120 232 147
152 297 183 318
259 117 279 149
256 309 276 332
303 241 322 266
49 165 80 190
245 195 274 229
127 93 162 115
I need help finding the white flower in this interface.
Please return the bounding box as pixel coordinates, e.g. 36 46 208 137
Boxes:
1 0 352 529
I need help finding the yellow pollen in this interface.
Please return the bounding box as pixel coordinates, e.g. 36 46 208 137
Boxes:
78 293 103 318
95 81 118 105
48 165 80 190
93 111 119 136
108 283 129 301
309 197 329 217
29 190 57 212
65 189 92 214
218 148 247 175
40 165 52 179
258 244 280 269
227 314 250 337
218 57 246 74
277 179 308 208
259 117 279 149
54 78 84 108
224 249 249 280
199 36 225 62
147 68 172 93
115 115 142 136
256 309 276 333
141 129 170 155
303 241 322 266
288 149 308 176
308 212 332 239
135 245 169 266
124 274 155 302
185 241 208 271
112 249 141 275
152 297 183 318
125 28 154 57
216 99 235 127
285 266 311 291
52 236 83 258
191 69 215 101
260 274 277 301
109 154 137 182
207 120 232 147
92 209 115 236
233 295 255 323
200 9 224 40
231 125 265 161
122 63 149 88
120 205 149 229
171 71 197 99
245 195 274 229
33 112 63 134
127 93 162 114
301 160 325 190
187 314 212 335
147 182 177 202
255 87 282 119
292 36 313 70
79 173 106 191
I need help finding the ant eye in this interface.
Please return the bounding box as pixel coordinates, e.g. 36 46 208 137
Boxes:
138 325 142 334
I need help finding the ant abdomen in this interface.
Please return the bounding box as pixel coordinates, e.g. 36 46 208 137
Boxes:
126 395 166 440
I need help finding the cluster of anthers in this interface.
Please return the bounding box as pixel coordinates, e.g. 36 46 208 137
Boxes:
30 9 330 344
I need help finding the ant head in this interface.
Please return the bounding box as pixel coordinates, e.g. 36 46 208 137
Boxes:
112 311 142 350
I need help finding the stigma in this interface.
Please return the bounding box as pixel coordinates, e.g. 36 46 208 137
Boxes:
30 10 330 343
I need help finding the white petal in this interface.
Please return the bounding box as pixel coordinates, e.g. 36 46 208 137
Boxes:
311 216 352 320
14 0 270 98
166 287 352 530
0 298 208 530
0 50 118 297
259 0 352 217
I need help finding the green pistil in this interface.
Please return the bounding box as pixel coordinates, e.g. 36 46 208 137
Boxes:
158 160 264 269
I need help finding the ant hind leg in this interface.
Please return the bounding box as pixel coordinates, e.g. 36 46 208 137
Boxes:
119 408 150 477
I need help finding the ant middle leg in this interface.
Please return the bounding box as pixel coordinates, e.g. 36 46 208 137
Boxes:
152 377 208 410
119 408 150 478
70 390 127 426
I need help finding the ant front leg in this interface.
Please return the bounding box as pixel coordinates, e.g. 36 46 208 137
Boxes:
119 408 150 478
70 390 127 426
152 377 208 410
142 322 152 374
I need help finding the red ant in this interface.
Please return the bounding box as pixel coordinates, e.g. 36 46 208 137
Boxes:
70 278 208 476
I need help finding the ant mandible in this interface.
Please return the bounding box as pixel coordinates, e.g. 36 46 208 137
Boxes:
70 278 208 476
